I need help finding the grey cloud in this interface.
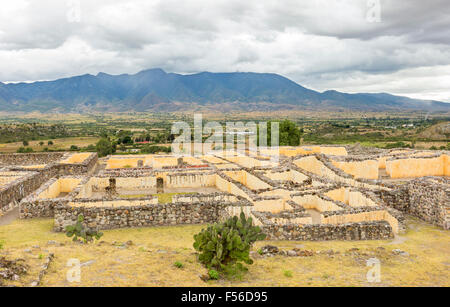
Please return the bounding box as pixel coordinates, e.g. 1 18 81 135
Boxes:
0 0 449 101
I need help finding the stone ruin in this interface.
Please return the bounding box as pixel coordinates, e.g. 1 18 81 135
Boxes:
1 146 448 241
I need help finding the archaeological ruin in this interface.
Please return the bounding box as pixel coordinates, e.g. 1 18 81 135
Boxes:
1 147 448 241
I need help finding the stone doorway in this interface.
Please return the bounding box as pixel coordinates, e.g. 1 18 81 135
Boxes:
106 178 117 198
156 177 164 193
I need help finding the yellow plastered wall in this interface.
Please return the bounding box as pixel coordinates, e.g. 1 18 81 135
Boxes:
106 158 142 169
331 160 379 179
215 174 252 200
226 156 262 168
264 170 308 183
264 171 290 181
279 146 347 157
253 198 291 213
386 155 448 178
292 195 342 212
378 157 387 169
39 178 82 199
325 188 377 207
348 191 377 207
174 194 238 203
445 154 449 176
80 174 215 193
294 156 379 189
325 188 348 204
182 156 204 165
166 173 215 188
152 157 179 168
201 156 227 164
223 170 271 190
226 205 253 219
259 189 292 200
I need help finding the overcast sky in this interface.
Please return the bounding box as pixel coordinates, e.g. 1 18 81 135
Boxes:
1 0 449 102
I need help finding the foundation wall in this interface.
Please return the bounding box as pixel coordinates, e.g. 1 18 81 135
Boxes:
53 201 247 231
262 221 393 241
322 210 398 234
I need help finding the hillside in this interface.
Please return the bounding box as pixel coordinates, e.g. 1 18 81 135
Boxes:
0 69 449 113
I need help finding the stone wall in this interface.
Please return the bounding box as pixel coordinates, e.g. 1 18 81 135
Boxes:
54 152 98 176
0 167 58 214
19 177 82 219
376 186 410 212
407 177 449 229
261 221 394 241
0 153 65 166
53 201 250 232
1 153 97 213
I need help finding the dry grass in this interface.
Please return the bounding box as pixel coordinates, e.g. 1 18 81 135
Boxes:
0 217 448 287
0 137 100 153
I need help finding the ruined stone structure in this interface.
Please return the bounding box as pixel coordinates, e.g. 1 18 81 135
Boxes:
1 146 448 240
0 152 98 215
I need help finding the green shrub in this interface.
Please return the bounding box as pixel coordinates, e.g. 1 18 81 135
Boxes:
193 212 266 275
65 214 103 243
208 269 219 280
17 147 33 153
284 270 293 278
174 261 184 269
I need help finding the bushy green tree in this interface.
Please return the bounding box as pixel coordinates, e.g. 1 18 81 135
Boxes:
261 120 302 146
193 212 266 276
96 138 113 157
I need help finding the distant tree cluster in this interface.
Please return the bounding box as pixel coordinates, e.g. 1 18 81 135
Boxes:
260 120 302 146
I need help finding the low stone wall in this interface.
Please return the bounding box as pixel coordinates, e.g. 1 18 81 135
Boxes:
262 221 394 241
53 201 250 232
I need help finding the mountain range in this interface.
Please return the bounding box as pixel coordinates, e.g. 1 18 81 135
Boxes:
0 68 448 113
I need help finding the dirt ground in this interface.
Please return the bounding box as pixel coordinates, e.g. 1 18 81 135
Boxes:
0 216 448 287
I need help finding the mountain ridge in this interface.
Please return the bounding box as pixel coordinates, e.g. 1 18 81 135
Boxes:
0 69 448 113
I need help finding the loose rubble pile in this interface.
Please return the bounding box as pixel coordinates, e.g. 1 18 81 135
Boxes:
0 257 29 285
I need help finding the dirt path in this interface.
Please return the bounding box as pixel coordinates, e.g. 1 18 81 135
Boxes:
0 207 19 226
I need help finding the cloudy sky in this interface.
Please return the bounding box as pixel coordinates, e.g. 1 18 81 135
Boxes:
1 0 449 102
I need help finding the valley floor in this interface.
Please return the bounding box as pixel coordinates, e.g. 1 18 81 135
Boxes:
0 217 448 287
